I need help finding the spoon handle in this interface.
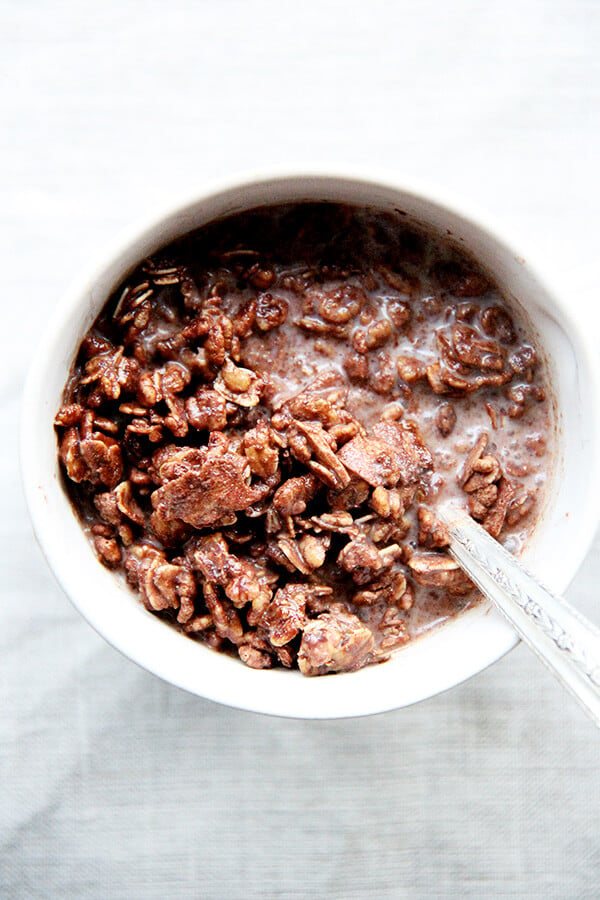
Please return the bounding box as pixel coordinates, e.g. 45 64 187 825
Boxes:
439 505 600 728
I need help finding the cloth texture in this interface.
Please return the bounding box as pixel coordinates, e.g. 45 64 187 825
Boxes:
1 1 599 896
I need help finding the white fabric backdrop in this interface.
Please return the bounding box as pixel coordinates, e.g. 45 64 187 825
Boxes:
2 1 599 896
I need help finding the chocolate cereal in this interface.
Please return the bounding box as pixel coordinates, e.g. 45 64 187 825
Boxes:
55 204 553 675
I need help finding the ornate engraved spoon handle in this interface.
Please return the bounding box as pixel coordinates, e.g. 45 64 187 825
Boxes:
439 504 600 728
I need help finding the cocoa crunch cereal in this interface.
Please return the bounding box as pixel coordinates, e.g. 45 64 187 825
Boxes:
55 204 553 675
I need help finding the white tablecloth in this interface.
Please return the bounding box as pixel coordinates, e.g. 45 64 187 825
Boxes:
2 2 599 896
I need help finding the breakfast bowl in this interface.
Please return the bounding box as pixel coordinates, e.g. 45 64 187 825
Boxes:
21 170 600 718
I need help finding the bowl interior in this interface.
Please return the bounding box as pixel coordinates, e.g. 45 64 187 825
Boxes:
22 173 600 718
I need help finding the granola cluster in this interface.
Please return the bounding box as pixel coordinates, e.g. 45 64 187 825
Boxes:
55 204 552 675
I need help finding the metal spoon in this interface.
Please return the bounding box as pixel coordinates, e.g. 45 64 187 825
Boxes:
438 503 600 727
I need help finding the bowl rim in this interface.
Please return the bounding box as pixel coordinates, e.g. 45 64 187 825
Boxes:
21 166 600 718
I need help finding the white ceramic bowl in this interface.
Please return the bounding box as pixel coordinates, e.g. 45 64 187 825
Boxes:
21 170 600 718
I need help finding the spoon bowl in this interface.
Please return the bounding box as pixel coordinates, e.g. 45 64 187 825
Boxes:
21 169 600 717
